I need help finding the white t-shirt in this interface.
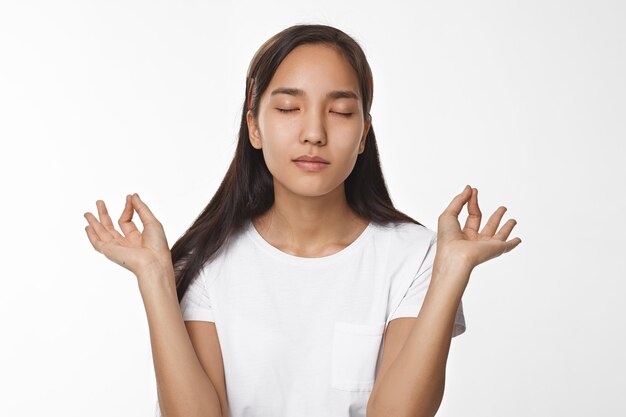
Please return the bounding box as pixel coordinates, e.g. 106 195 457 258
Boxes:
162 219 466 417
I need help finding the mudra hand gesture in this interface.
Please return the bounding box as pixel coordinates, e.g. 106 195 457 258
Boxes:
83 193 174 278
435 185 522 273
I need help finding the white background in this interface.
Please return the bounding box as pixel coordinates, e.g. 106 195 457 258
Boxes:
1 1 624 416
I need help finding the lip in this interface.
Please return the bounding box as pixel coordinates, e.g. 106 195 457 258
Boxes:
292 155 330 164
292 160 330 172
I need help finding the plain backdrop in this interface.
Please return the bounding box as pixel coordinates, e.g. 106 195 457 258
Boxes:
1 1 624 416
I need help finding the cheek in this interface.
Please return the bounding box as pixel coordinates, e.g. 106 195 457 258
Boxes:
332 131 364 162
258 114 363 168
258 136 292 178
260 115 298 145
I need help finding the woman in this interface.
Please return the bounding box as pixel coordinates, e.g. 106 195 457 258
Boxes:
83 24 521 417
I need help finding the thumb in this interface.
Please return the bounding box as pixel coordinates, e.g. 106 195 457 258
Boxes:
442 185 472 218
131 193 161 227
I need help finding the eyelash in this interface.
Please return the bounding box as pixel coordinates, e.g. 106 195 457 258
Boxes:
276 108 353 117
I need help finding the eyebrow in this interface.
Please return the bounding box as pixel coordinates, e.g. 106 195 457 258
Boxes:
270 87 359 101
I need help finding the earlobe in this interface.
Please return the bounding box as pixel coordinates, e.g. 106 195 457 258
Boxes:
359 117 371 154
246 110 262 149
358 133 367 154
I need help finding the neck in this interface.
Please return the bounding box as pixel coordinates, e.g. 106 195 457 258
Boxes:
252 181 368 257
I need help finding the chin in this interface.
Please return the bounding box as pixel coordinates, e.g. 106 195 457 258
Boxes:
273 177 339 197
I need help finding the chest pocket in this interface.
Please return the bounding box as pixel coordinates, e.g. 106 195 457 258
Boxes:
330 321 386 392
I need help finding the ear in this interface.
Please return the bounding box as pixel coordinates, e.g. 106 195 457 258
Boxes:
358 115 372 154
247 110 262 149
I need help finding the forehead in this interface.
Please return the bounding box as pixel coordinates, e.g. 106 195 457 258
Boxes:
266 44 360 96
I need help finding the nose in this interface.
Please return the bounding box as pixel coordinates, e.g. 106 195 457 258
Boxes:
300 109 327 146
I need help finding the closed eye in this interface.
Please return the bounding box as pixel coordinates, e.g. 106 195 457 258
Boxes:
276 108 353 117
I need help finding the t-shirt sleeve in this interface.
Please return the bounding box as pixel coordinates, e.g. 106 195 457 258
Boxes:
179 271 215 322
387 236 466 337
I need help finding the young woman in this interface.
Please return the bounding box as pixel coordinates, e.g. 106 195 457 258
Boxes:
83 24 521 417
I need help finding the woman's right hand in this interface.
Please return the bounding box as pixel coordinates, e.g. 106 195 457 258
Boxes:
83 193 174 278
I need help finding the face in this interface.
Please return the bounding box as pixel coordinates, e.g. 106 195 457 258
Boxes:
246 43 371 198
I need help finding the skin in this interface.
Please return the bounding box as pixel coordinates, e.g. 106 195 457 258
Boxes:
83 43 521 417
367 186 521 417
246 43 372 257
82 46 521 276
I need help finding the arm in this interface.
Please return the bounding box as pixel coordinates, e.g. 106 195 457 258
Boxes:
367 261 470 417
83 194 225 417
139 269 224 417
368 185 521 417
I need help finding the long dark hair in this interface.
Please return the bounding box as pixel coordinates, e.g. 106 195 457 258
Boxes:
171 23 423 302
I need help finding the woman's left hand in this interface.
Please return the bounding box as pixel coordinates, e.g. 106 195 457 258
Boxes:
435 185 522 272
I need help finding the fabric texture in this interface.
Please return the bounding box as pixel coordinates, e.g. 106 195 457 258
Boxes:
158 220 466 417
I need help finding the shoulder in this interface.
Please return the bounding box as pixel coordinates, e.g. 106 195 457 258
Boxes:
372 221 437 273
374 221 436 248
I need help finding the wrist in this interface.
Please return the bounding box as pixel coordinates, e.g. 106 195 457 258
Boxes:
136 266 177 295
433 254 473 283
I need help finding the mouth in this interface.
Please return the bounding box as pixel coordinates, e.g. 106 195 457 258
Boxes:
293 154 330 164
292 160 330 172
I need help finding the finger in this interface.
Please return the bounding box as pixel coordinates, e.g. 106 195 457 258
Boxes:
494 218 518 241
462 187 481 235
86 226 134 268
85 225 105 253
442 185 472 218
96 200 124 239
131 193 161 227
84 211 115 243
481 206 507 237
501 237 522 254
119 194 139 236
